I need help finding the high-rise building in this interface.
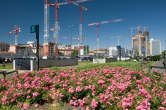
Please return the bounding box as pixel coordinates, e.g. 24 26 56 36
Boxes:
150 38 161 56
132 29 150 56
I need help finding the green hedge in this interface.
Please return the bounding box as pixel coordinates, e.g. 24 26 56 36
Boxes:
146 55 161 61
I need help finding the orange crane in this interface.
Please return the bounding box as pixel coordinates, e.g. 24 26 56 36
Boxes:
88 19 123 52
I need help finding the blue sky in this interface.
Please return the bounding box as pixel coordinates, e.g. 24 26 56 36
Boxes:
0 0 166 50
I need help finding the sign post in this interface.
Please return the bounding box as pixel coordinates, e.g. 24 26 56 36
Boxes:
117 45 121 61
31 25 39 71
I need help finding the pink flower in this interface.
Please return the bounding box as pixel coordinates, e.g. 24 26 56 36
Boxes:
17 83 22 89
159 107 165 110
35 104 39 108
139 88 148 96
24 82 31 88
91 99 98 109
26 96 31 99
10 98 15 103
23 103 29 110
153 69 158 73
162 100 166 105
76 86 82 92
86 106 90 110
1 96 8 104
69 87 74 93
70 100 74 105
27 90 31 94
136 80 141 84
136 99 151 110
33 92 39 97
17 102 23 108
98 80 105 85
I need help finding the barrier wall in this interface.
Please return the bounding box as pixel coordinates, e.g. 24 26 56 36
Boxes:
13 58 78 71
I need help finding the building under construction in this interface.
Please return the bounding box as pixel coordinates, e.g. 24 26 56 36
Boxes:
132 29 150 57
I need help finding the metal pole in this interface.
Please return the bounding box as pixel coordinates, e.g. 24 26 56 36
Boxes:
54 0 59 56
79 7 83 46
79 7 83 56
97 24 99 57
15 35 18 45
15 24 18 45
36 25 39 71
44 0 49 44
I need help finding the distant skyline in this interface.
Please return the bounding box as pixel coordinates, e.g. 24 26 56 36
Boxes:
0 0 166 50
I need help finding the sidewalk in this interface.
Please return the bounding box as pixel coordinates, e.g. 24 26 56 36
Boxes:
151 60 166 73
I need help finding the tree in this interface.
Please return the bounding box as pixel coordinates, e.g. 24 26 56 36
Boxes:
71 50 78 56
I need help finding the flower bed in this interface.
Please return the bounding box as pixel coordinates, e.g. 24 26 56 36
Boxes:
0 66 165 110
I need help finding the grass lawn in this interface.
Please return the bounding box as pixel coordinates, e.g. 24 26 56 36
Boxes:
48 61 157 72
0 63 13 69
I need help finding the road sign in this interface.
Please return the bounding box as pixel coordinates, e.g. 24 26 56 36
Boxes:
31 25 37 33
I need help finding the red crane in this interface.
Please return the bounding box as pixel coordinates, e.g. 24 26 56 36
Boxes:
88 19 123 51
8 24 21 45
67 0 91 55
47 0 90 56
67 0 90 44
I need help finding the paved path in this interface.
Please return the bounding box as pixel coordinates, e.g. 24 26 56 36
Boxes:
151 59 166 73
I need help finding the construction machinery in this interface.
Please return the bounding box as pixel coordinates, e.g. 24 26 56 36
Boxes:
44 0 91 56
8 24 21 45
88 19 123 53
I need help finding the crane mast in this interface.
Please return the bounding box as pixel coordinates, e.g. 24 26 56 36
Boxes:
88 19 123 53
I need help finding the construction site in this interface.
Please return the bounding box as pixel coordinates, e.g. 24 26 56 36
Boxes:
0 0 126 67
0 0 162 70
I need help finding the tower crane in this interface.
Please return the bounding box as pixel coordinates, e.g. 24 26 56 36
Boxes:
67 0 91 55
88 19 123 52
45 0 91 56
67 0 90 46
8 24 21 45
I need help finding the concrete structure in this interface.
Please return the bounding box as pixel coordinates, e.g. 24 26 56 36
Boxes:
9 44 34 56
43 43 89 56
93 58 117 63
150 38 161 56
13 57 78 71
8 42 43 56
132 29 150 56
0 42 10 52
43 42 55 56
